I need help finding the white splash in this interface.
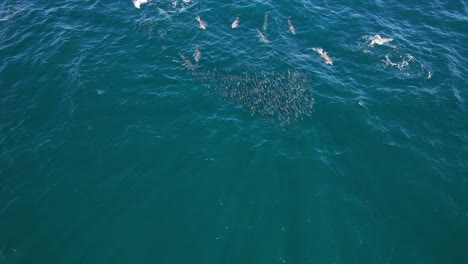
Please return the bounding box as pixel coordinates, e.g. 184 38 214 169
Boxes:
133 0 149 9
383 52 431 79
384 54 409 70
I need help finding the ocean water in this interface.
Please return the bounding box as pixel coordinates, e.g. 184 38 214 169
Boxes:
1 0 467 263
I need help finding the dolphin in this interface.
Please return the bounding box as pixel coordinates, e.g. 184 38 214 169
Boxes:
194 45 201 63
311 48 333 65
286 16 296 35
157 7 172 20
256 28 269 43
195 15 207 30
180 52 196 70
231 14 241 29
263 11 269 31
369 34 393 47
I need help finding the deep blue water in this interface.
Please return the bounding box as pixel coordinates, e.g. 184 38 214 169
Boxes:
1 0 467 263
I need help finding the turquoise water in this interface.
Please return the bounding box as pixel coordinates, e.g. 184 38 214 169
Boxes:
1 0 467 263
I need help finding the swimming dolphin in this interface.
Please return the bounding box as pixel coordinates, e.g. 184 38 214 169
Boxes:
263 11 269 31
195 15 207 30
157 7 172 20
369 34 393 47
231 14 240 29
311 48 333 65
256 28 269 43
286 16 296 35
194 45 201 63
180 52 196 70
133 0 148 9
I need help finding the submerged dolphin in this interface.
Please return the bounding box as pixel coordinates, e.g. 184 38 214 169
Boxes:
157 7 172 20
286 16 296 35
194 45 201 63
263 11 269 31
369 34 393 47
311 48 333 65
256 28 269 43
180 52 196 70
